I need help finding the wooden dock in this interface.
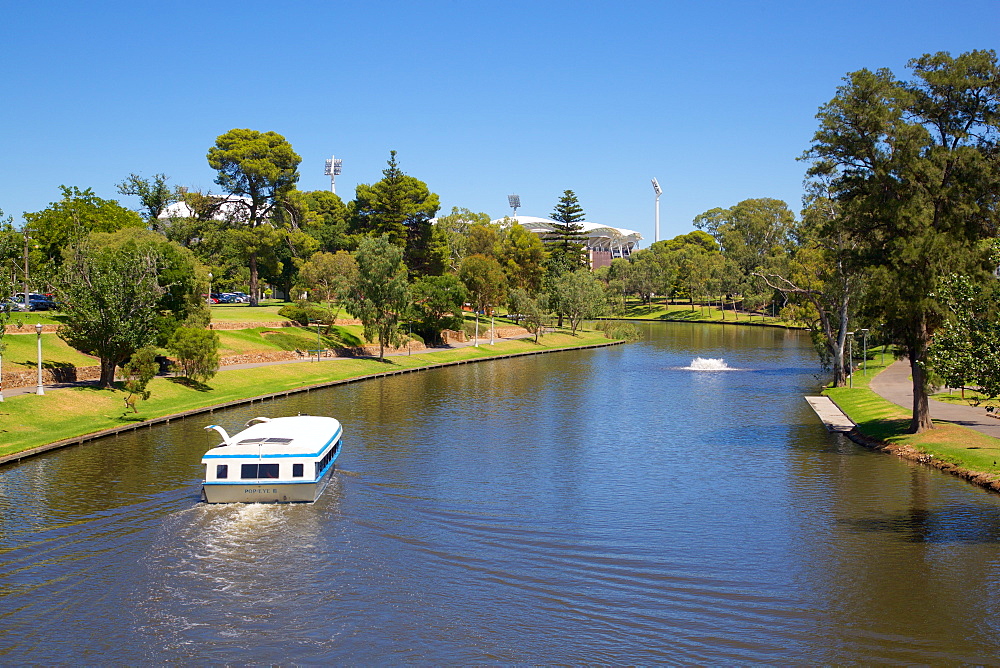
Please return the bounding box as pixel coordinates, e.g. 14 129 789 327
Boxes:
804 396 856 433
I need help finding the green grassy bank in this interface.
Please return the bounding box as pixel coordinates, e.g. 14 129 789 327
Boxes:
622 299 801 327
824 352 1000 478
0 330 619 460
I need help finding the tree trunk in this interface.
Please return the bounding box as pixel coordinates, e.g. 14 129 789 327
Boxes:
99 357 117 388
909 317 934 433
249 252 259 307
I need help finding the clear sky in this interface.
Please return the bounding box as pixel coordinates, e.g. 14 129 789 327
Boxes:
3 0 997 244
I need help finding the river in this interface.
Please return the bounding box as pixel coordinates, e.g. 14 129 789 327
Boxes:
2 322 1000 663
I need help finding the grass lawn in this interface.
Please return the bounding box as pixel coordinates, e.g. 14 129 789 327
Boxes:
0 329 617 458
216 325 367 355
208 301 296 323
622 298 798 327
825 348 1000 474
1 331 99 368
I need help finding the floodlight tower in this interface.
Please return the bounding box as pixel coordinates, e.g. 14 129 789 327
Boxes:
651 178 662 243
324 156 343 194
508 194 520 219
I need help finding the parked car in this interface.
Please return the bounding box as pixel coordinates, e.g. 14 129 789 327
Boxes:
230 292 250 303
2 298 28 312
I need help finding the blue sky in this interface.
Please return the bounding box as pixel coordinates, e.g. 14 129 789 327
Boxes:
3 0 997 244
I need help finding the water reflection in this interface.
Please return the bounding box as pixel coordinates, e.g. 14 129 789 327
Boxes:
2 322 1000 662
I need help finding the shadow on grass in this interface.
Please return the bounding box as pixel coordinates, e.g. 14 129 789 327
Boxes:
166 377 213 392
855 417 913 443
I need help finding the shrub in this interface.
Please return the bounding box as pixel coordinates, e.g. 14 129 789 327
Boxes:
277 301 331 326
596 320 641 341
167 326 220 383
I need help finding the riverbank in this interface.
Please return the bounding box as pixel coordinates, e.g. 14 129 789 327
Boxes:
0 330 623 465
824 354 1000 493
620 300 806 329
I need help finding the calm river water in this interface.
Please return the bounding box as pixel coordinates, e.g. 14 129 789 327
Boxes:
3 322 1000 663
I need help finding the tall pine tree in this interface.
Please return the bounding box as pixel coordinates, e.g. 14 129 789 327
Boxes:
545 190 589 272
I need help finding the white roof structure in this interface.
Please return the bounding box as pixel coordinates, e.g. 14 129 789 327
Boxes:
158 195 252 221
491 215 642 251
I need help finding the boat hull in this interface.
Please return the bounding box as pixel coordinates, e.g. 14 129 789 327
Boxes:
202 464 336 504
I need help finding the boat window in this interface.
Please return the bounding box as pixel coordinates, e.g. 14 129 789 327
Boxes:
292 463 304 477
217 464 228 479
240 463 281 479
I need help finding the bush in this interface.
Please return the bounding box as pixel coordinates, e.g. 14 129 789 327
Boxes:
277 301 332 326
596 320 641 341
167 326 220 383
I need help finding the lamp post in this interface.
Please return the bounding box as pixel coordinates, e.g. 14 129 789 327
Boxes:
860 328 869 376
35 323 44 395
208 271 213 305
846 331 854 388
651 178 662 243
508 194 520 219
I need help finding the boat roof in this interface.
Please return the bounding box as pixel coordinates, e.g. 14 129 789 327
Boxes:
201 415 342 460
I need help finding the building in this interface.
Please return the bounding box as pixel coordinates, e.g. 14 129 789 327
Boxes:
491 215 642 270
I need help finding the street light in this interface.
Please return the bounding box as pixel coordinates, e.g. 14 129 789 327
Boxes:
846 331 855 388
860 328 869 376
35 323 45 396
208 271 213 305
508 194 520 218
651 178 662 243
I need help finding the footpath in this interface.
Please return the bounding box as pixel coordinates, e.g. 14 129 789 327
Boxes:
869 360 1000 439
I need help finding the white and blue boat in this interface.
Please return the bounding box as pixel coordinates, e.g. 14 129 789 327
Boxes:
200 415 343 503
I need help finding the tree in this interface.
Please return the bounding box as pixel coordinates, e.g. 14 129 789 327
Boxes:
0 209 21 401
342 235 410 361
501 222 547 293
411 274 467 344
22 186 145 278
546 190 589 271
555 269 607 334
207 128 302 306
807 50 1000 432
297 250 358 323
509 288 549 343
927 272 1000 402
753 164 861 386
459 254 508 344
693 198 796 307
435 207 490 272
116 173 176 228
121 346 158 413
86 227 209 345
167 326 220 384
58 244 165 387
299 190 351 252
351 151 442 276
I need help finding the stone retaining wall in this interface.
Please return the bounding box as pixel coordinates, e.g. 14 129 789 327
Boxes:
4 324 61 334
2 364 102 389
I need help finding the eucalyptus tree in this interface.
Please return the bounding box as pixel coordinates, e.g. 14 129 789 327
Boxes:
297 250 358 322
807 50 1000 432
342 235 410 360
207 129 301 305
22 186 145 279
459 254 507 344
116 173 176 229
753 164 863 386
555 269 607 334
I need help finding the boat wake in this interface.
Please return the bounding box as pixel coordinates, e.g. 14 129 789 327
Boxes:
681 357 740 371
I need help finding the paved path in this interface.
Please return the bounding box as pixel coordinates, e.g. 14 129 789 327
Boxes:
868 360 1000 439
